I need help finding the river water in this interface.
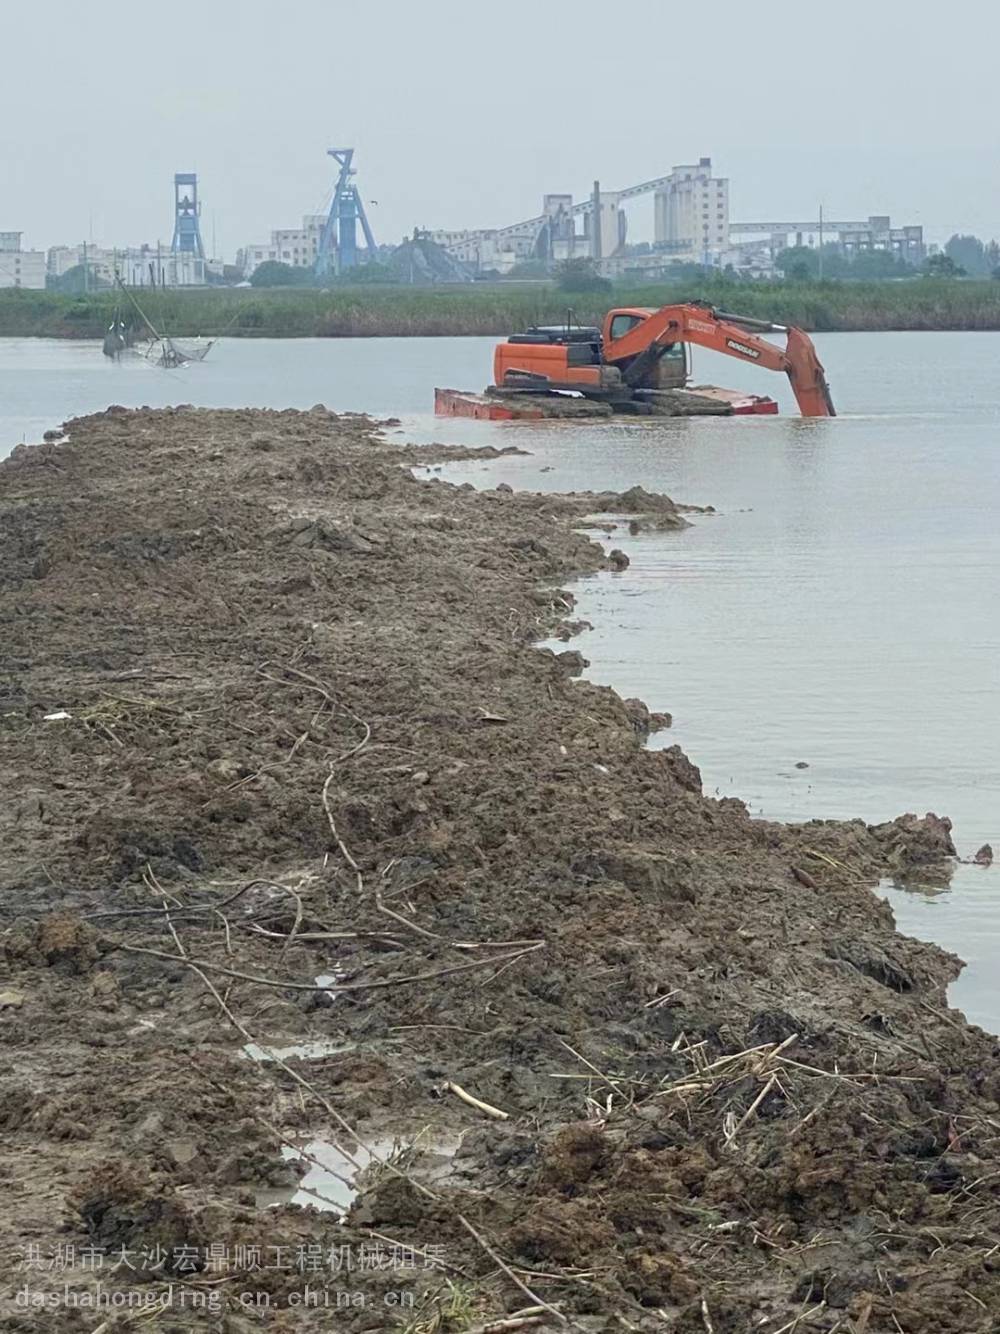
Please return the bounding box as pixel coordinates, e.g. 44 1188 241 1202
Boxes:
1 333 997 1028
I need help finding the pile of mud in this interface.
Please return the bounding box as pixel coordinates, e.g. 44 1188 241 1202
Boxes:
2 406 998 1333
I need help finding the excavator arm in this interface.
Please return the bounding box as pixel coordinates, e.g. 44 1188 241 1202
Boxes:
604 304 835 417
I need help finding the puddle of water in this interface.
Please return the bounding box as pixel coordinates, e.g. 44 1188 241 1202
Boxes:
256 1139 392 1215
241 1040 351 1062
238 973 350 1060
257 1133 460 1215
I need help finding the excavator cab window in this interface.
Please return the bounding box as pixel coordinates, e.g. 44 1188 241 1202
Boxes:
609 313 643 342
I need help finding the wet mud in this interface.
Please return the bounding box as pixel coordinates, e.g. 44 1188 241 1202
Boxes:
1 406 998 1332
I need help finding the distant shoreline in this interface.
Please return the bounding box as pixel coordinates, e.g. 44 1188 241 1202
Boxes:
4 280 1000 339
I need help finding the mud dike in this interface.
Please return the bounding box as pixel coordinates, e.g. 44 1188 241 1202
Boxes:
0 406 994 1332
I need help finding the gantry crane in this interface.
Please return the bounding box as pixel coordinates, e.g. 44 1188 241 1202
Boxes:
315 148 377 277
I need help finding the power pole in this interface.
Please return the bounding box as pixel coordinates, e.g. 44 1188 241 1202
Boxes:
591 180 602 262
818 204 824 280
83 240 89 293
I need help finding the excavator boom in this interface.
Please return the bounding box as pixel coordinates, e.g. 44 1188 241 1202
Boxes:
604 304 835 418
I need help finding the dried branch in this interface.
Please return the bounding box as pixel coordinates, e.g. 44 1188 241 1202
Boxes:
444 1081 510 1121
110 940 544 993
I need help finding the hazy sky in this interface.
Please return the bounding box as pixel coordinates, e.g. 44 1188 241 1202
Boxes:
4 0 997 257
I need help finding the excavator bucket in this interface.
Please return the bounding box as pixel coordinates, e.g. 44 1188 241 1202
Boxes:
785 327 836 417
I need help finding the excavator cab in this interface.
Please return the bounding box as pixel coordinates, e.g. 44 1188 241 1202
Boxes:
606 310 688 389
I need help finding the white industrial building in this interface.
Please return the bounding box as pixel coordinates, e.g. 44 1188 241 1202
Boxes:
0 232 47 289
434 161 732 275
727 215 925 268
239 215 327 275
116 247 207 287
428 229 525 274
442 159 924 278
47 242 207 287
48 244 117 283
653 159 730 263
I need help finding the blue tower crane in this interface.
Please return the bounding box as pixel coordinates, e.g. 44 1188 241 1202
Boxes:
315 148 377 277
171 173 205 259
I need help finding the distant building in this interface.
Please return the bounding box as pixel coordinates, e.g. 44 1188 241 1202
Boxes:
718 243 778 279
239 215 327 275
729 216 925 266
0 232 46 289
839 217 925 265
603 247 719 280
434 189 629 274
542 193 575 249
47 244 117 284
428 162 924 280
653 159 730 264
584 187 628 261
47 242 207 287
117 246 206 287
427 229 524 275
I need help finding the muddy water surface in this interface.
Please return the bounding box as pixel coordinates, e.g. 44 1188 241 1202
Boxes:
3 330 998 1028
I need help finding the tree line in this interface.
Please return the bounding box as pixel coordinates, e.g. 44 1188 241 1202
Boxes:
775 235 1000 282
941 234 1000 278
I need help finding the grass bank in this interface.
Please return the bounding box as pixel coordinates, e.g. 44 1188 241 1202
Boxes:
5 278 1000 338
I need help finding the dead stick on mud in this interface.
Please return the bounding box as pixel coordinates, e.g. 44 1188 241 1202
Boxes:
756 1033 799 1070
144 865 183 911
854 1295 874 1334
278 881 306 960
82 877 270 921
320 716 514 953
918 998 966 1034
468 1312 546 1334
248 924 406 948
700 1297 715 1333
111 940 544 992
161 898 189 963
444 1081 510 1121
327 795 541 954
377 860 444 941
773 1054 921 1084
320 773 364 894
321 772 443 942
456 1214 568 1327
725 1073 779 1147
213 909 234 956
787 1090 837 1141
773 1301 826 1334
261 664 372 765
556 1037 624 1094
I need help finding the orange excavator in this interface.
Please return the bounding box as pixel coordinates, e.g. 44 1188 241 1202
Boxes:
490 301 835 417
